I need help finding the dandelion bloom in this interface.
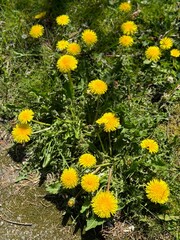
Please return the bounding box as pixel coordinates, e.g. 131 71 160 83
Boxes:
119 35 134 47
91 191 118 218
82 29 98 46
81 173 100 193
67 198 76 207
96 112 120 132
160 37 173 50
18 109 34 124
78 153 96 168
140 139 159 153
121 21 137 35
60 168 78 189
29 24 44 38
119 2 131 12
34 11 46 19
88 79 108 95
146 179 170 204
12 124 32 143
67 43 81 55
145 46 161 62
57 55 78 73
170 49 180 58
56 40 69 51
56 15 70 26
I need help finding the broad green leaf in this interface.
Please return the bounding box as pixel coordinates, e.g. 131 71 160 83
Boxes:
85 217 105 231
46 181 61 194
80 200 91 213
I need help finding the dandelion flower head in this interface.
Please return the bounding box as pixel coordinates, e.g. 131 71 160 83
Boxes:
29 24 44 38
140 139 159 153
160 37 173 50
119 35 134 47
145 46 161 62
60 168 78 189
56 40 69 51
67 42 81 55
34 11 46 19
96 112 120 132
146 179 170 204
121 21 137 35
57 55 78 73
119 2 132 12
82 29 98 46
56 15 70 26
170 49 180 58
88 79 108 95
12 124 32 143
81 173 100 193
18 109 34 124
91 191 118 218
78 153 96 168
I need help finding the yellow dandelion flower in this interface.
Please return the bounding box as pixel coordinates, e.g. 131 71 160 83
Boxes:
145 46 161 62
34 11 46 19
67 198 76 207
91 191 118 218
121 21 137 35
146 179 170 204
18 109 34 124
96 112 120 132
119 35 134 47
88 79 108 95
56 15 70 26
170 49 180 58
29 24 44 38
78 153 96 168
56 40 69 51
140 139 159 153
119 2 132 12
57 55 78 73
81 174 100 193
67 42 81 55
12 124 32 143
60 168 78 189
82 29 98 46
160 37 173 50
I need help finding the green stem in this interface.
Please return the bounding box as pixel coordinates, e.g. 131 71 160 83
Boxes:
97 133 106 154
108 132 112 156
32 120 51 126
94 96 100 122
32 127 51 134
67 71 74 99
107 167 113 191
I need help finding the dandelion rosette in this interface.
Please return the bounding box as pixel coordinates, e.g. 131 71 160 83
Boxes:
56 15 70 26
56 40 69 51
82 29 98 46
18 109 34 124
34 11 46 19
145 179 170 204
12 124 32 143
170 49 180 58
67 43 81 55
160 37 173 50
91 191 118 218
57 55 78 73
121 21 137 35
140 139 159 153
119 35 134 47
145 46 161 62
119 2 132 12
60 168 78 189
96 112 120 132
81 173 100 193
78 153 96 168
29 24 44 38
88 79 108 95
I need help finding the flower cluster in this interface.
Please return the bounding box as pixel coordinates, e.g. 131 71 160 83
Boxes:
96 113 120 132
